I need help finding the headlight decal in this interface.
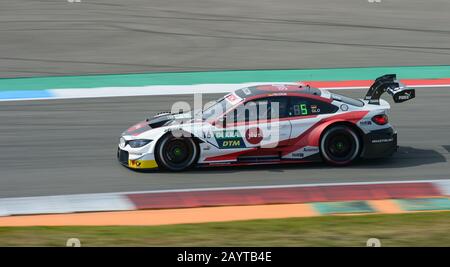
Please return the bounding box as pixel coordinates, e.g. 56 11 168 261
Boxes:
127 139 152 148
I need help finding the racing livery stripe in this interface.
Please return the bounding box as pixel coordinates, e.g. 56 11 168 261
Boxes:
203 111 369 162
280 110 369 156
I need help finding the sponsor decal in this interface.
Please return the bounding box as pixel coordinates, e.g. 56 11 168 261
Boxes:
214 129 240 139
225 93 242 105
213 130 246 149
221 139 243 148
303 147 319 152
128 159 158 169
371 138 394 143
245 127 264 145
360 120 372 126
269 92 287 96
274 85 288 91
311 105 321 113
291 152 304 158
290 147 318 158
398 93 411 100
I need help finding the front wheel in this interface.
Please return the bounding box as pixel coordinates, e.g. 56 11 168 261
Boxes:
155 133 198 171
320 125 361 166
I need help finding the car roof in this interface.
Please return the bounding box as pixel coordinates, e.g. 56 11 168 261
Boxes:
234 84 323 99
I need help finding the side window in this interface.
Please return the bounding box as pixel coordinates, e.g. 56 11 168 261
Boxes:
233 101 256 122
288 97 338 117
232 97 289 123
258 97 289 120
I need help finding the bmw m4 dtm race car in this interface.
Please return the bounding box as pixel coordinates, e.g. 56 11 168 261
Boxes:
117 74 415 171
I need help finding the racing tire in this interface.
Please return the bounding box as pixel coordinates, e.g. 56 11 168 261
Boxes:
320 125 361 166
155 132 199 171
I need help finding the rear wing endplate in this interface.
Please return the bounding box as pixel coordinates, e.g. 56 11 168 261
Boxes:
364 74 415 105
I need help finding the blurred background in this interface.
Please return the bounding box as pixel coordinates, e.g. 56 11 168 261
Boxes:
1 0 450 77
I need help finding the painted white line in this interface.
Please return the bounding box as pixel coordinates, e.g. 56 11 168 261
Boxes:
1 83 449 102
98 179 450 195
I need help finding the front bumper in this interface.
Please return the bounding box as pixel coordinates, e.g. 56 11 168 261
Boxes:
117 148 158 169
360 127 398 159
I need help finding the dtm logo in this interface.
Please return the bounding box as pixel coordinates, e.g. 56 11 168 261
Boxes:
222 140 241 147
214 130 246 149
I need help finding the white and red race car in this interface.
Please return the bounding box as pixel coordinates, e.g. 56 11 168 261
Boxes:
118 74 415 171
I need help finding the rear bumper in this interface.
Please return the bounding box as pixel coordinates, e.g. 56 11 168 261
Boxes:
117 148 158 169
360 127 398 159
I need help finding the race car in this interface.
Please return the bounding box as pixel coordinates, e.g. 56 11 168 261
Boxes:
117 74 415 171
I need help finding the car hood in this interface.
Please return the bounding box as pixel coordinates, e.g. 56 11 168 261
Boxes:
121 111 197 137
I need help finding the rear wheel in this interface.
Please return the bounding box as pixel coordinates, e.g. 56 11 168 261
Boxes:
156 133 198 171
320 125 361 166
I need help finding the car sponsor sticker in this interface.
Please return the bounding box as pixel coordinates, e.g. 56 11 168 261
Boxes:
291 152 304 158
371 138 394 143
245 127 264 145
303 147 319 153
213 130 246 149
359 120 372 126
310 105 321 113
225 93 242 105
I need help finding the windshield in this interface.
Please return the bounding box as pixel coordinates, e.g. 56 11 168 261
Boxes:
201 96 237 121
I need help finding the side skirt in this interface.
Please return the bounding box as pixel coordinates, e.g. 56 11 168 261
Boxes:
197 154 322 168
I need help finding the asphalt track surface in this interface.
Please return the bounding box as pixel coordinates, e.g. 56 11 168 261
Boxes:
1 0 450 197
1 0 450 77
0 88 449 197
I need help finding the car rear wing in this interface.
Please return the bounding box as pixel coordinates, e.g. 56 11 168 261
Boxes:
364 74 416 105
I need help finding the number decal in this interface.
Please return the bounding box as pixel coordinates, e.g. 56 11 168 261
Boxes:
300 104 308 115
293 104 309 116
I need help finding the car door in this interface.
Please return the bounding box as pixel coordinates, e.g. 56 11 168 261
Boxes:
284 96 339 158
227 96 291 149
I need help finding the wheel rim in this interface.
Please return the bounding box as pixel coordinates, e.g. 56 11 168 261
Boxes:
328 134 352 158
159 136 197 170
322 128 359 163
165 139 190 164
